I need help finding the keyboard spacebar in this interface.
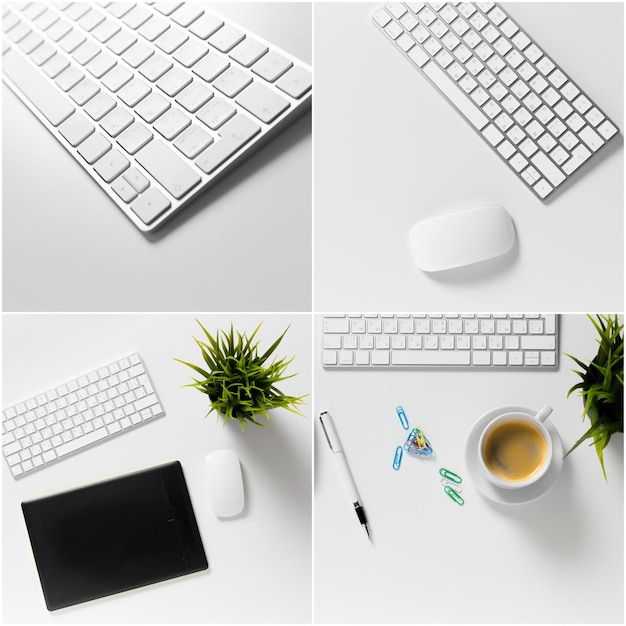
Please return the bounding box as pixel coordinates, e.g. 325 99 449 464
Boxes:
3 49 75 127
422 61 488 130
54 428 109 458
392 351 471 366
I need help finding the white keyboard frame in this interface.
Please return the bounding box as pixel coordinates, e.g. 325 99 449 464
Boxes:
2 3 312 232
322 314 559 369
372 2 619 200
2 353 165 479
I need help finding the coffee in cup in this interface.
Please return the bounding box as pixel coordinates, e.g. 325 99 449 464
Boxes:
478 406 553 489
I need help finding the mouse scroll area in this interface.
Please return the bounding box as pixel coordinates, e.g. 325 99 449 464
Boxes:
409 204 516 272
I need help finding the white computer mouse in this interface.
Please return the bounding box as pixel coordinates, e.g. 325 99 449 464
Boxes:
409 204 516 272
206 449 244 518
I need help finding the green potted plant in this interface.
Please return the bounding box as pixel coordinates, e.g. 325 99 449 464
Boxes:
175 320 307 431
564 314 623 480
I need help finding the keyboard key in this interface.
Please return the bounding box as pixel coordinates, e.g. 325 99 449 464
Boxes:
138 54 173 81
100 107 134 137
252 50 292 82
3 49 75 126
84 92 116 120
236 82 290 123
102 64 133 91
578 125 603 152
530 151 565 187
213 66 252 98
192 54 230 82
423 61 488 129
111 176 138 203
77 132 112 164
175 82 213 112
208 24 244 53
173 39 208 67
93 148 130 182
135 139 201 198
58 112 95 147
173 124 213 158
189 14 224 39
392 351 471 366
197 97 236 129
131 188 172 225
117 122 153 154
195 114 261 174
69 78 100 105
55 427 108 457
123 168 150 193
153 108 191 139
157 67 192 96
276 66 312 99
118 77 151 106
135 92 170 123
230 37 268 68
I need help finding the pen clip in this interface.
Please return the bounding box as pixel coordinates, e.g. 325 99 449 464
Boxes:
319 412 342 452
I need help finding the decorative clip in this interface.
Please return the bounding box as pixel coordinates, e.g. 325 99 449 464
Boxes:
404 426 433 456
392 446 403 470
395 406 409 430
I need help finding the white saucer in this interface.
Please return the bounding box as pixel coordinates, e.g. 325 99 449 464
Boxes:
465 406 564 505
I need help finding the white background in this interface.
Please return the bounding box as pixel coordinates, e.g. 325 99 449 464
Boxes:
2 313 312 623
314 314 624 623
2 3 313 313
314 3 624 312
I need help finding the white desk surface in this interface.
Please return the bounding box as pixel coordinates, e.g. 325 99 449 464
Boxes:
2 313 312 623
2 3 312 313
314 2 624 312
314 314 624 623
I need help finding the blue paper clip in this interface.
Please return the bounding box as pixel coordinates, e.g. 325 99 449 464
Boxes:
392 446 403 470
395 406 409 430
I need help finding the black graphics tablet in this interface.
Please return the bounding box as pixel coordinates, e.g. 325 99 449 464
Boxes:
21 461 208 611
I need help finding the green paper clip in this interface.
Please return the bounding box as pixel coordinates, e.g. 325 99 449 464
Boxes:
439 467 462 483
444 485 464 505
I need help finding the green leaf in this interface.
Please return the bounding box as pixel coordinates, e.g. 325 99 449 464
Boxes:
175 320 308 430
565 315 624 480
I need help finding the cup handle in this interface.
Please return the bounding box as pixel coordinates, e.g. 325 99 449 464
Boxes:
534 405 553 422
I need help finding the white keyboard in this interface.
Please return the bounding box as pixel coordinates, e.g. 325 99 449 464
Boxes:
373 3 619 200
322 314 559 368
2 2 312 231
2 353 165 479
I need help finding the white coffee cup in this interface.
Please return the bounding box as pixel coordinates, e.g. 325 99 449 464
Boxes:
478 405 553 489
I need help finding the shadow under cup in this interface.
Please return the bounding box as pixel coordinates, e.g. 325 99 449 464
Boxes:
479 412 553 489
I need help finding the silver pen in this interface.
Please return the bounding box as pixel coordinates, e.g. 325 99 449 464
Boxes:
319 411 371 540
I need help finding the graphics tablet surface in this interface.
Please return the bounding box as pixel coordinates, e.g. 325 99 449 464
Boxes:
22 461 208 611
